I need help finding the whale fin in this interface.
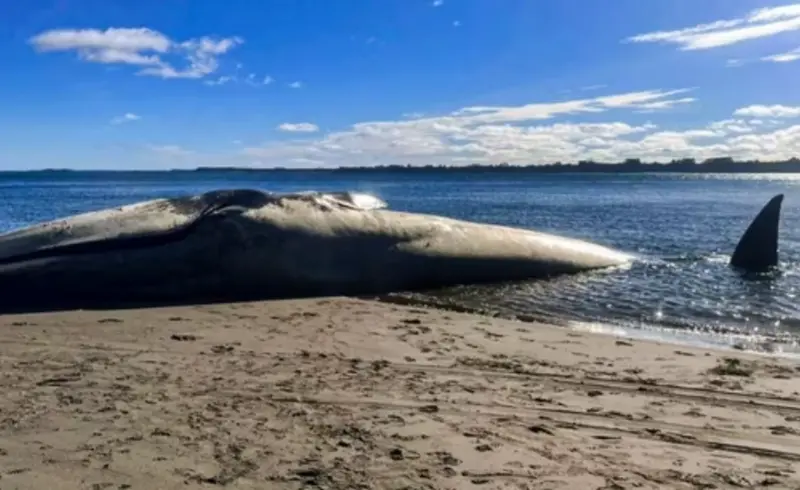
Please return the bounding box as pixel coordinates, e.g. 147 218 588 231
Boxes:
730 194 784 272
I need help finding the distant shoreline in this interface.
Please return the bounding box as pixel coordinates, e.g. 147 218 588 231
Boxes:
7 156 800 174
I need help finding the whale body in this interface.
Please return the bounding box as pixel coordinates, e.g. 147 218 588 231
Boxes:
0 189 783 313
0 189 634 311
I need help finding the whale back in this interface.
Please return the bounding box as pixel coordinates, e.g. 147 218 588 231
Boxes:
0 190 388 264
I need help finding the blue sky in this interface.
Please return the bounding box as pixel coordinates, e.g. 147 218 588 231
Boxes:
2 0 800 169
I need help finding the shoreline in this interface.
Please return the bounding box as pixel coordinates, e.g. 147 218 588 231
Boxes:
2 296 800 489
374 293 799 358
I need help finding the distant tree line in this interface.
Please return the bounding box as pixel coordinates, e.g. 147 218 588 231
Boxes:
23 156 800 174
191 156 800 173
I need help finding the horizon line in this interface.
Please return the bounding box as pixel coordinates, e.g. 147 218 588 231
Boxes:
3 156 800 173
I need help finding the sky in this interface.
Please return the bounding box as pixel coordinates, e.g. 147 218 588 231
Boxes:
2 0 800 169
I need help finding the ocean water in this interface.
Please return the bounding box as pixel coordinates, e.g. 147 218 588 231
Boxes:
1 170 799 352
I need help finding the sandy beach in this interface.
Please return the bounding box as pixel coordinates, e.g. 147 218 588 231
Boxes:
1 297 799 489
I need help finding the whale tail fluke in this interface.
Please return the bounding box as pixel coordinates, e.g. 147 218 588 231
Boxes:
730 194 784 272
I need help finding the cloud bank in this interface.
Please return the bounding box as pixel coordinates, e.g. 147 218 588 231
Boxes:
203 89 800 168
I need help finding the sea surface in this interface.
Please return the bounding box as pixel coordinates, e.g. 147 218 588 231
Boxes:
2 170 800 353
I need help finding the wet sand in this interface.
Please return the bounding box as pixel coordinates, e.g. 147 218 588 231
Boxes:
1 297 799 489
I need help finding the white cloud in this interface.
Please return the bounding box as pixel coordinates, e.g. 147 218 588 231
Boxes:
111 113 141 124
634 97 696 113
453 20 461 27
277 122 320 133
204 75 234 86
594 89 693 108
762 46 800 62
625 4 800 50
243 73 259 86
31 27 171 54
432 0 443 6
442 89 692 124
708 118 756 134
734 104 800 118
288 157 326 167
29 27 243 80
726 46 800 66
580 84 607 91
288 81 303 89
203 72 273 87
147 144 195 157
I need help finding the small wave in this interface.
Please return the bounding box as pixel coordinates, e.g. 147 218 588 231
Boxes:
703 253 731 264
567 318 800 357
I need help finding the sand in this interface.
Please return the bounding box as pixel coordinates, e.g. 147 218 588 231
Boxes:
1 297 799 489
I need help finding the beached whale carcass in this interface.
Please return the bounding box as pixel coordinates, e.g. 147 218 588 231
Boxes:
0 189 635 311
0 189 782 312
